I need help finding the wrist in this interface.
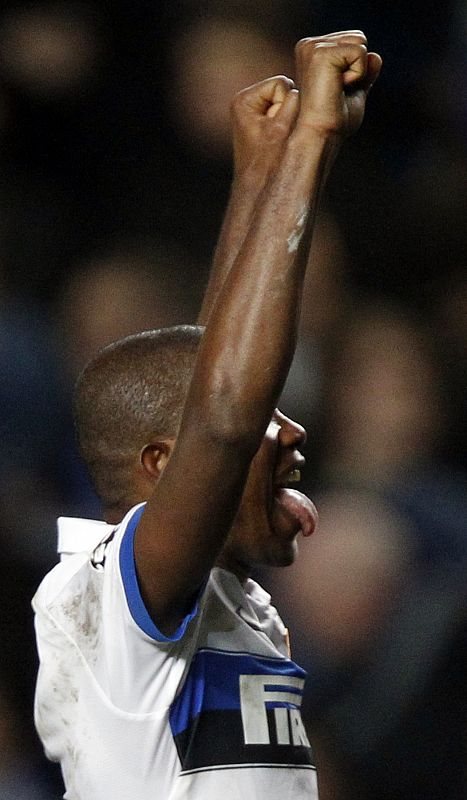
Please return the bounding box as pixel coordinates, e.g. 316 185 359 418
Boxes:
233 159 271 191
288 123 343 153
284 126 342 176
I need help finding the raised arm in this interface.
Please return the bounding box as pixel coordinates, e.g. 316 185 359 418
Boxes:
197 75 299 325
135 32 382 634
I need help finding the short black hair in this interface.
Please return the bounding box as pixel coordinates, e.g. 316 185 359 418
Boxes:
74 325 203 512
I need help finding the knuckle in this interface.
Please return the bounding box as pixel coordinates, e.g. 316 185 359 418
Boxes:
338 42 367 58
276 75 294 90
231 85 249 106
233 84 249 101
268 75 294 95
294 37 313 57
230 92 244 115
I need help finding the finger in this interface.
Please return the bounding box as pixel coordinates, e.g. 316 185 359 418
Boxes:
268 87 299 128
301 31 367 46
295 39 368 95
340 44 369 85
234 75 295 117
365 51 383 89
314 42 369 84
316 31 367 45
294 41 369 126
266 77 297 118
344 51 382 92
266 81 298 120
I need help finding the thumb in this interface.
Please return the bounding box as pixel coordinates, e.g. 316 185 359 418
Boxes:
265 77 297 118
361 51 383 92
267 87 300 130
239 75 295 117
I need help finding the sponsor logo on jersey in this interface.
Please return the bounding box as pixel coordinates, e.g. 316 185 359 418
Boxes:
169 648 314 774
239 673 310 747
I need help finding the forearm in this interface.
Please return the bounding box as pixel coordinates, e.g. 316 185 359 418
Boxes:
198 75 300 326
134 34 380 630
186 130 339 446
190 32 380 448
197 166 268 326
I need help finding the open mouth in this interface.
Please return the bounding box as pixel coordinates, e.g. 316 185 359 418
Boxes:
272 463 318 538
274 459 305 490
280 467 302 486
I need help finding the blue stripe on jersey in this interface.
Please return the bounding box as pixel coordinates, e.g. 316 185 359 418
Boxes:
170 648 306 737
264 684 303 694
119 503 199 642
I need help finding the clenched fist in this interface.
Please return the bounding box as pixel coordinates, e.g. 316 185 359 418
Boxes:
229 31 381 178
295 30 382 138
231 75 299 177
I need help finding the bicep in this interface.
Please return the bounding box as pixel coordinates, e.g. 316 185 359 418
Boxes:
133 427 251 635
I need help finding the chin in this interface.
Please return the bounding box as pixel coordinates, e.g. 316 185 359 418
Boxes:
264 539 298 568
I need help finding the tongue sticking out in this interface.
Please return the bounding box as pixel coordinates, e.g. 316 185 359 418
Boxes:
273 488 318 537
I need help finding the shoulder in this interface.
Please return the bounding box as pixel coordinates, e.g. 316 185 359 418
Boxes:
32 551 91 615
32 505 143 615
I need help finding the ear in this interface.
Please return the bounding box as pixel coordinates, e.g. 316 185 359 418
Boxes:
140 438 176 481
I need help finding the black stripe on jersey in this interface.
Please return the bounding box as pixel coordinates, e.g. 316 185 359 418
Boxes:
181 763 317 776
174 708 314 772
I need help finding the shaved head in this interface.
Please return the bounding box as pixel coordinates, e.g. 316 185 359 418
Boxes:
74 325 203 514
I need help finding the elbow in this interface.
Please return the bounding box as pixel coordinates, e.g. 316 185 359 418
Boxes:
195 378 268 455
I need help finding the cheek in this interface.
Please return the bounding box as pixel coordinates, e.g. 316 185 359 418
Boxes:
242 453 272 508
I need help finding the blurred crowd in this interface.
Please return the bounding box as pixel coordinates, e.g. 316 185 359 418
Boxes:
0 1 465 797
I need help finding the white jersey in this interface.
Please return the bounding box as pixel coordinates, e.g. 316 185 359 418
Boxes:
33 504 318 800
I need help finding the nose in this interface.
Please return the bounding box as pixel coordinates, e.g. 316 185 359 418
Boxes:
275 409 307 448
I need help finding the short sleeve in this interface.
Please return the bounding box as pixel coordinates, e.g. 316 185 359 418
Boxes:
118 503 200 642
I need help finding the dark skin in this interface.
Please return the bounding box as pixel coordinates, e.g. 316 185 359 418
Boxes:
123 33 382 647
108 38 381 799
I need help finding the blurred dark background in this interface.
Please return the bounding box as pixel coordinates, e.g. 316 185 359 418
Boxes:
0 1 465 797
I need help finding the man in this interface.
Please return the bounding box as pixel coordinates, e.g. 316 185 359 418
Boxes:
33 32 381 799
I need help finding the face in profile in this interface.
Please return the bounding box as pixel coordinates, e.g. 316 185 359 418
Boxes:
218 410 317 575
